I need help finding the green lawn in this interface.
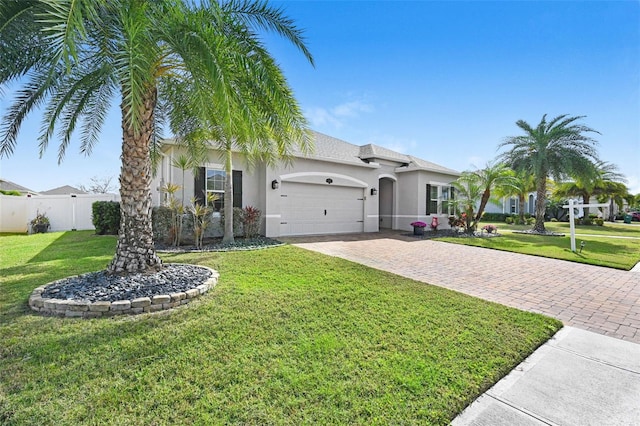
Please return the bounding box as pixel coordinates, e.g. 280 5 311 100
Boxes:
438 221 640 270
0 232 561 425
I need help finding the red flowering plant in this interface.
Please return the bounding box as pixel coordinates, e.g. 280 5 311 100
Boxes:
410 221 427 228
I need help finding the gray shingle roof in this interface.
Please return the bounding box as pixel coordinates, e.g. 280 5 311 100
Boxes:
41 185 87 195
161 130 459 175
304 131 459 175
0 179 37 193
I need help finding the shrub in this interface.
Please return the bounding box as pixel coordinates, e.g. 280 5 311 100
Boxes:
505 216 514 224
92 201 120 235
242 206 262 239
550 217 559 222
582 217 593 226
480 213 510 222
526 217 535 225
595 218 604 226
220 207 244 236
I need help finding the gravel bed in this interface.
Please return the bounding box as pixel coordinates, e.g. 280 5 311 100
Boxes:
155 236 285 252
41 264 212 303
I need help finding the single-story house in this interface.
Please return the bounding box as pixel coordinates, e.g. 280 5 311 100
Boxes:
0 179 39 196
151 131 460 237
40 185 87 195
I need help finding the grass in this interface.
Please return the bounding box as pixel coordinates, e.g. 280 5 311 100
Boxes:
438 221 640 270
0 231 561 425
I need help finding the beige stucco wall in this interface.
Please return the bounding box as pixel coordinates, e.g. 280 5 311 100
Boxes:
152 145 459 237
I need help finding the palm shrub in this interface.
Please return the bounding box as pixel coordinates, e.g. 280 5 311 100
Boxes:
189 193 219 249
161 183 185 247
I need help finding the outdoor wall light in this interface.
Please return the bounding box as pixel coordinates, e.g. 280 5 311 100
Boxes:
326 178 333 184
370 188 378 196
271 179 279 190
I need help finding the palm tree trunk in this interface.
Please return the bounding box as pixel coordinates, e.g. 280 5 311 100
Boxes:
533 178 547 233
518 195 526 224
108 87 162 274
223 148 234 244
475 189 491 222
583 193 591 217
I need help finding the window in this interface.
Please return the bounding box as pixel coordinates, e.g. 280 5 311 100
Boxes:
510 197 517 214
426 184 455 215
206 169 225 211
194 167 242 210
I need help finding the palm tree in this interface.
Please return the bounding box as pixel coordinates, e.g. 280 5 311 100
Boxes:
494 170 536 225
0 0 312 273
450 177 483 233
449 162 515 232
467 162 517 223
162 64 311 244
499 114 600 233
554 160 626 217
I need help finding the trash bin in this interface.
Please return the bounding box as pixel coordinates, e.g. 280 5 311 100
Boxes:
624 214 632 224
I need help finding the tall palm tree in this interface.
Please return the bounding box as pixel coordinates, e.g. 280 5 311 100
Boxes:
499 114 600 233
554 160 626 217
0 0 312 273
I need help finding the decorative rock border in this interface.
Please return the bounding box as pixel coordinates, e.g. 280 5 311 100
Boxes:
28 265 219 318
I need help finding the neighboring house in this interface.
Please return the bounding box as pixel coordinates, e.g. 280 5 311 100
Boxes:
0 179 39 196
41 185 88 195
485 194 537 216
152 131 460 237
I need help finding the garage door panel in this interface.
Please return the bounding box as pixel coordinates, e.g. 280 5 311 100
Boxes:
280 182 364 236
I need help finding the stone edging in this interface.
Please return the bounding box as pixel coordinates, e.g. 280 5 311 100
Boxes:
28 264 219 318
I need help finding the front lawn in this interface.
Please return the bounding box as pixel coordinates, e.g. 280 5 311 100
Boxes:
0 231 561 425
438 222 640 270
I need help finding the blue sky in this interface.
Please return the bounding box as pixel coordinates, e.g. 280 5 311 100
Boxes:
1 0 639 193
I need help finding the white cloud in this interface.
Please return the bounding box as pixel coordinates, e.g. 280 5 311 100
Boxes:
305 107 342 128
331 101 373 118
305 100 374 129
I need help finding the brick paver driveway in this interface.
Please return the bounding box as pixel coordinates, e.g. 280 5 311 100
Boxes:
284 231 640 344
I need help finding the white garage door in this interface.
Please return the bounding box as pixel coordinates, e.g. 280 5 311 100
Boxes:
280 182 364 236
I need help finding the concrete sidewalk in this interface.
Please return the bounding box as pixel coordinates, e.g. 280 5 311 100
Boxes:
453 327 640 425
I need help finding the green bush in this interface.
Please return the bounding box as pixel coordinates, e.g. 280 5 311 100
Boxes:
595 218 604 226
480 213 510 222
92 201 120 235
220 207 244 236
550 217 559 222
582 217 593 226
505 216 514 224
526 217 535 225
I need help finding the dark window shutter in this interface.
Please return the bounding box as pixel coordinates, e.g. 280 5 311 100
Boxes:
232 170 242 208
194 167 206 205
426 184 432 215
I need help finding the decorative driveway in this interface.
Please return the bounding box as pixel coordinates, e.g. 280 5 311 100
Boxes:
284 231 640 344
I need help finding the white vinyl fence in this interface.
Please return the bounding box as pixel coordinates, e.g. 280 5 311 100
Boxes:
0 193 120 233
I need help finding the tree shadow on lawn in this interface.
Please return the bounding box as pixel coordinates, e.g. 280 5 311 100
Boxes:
0 232 116 317
26 231 116 264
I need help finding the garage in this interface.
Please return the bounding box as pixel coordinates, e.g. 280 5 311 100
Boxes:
280 182 365 236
